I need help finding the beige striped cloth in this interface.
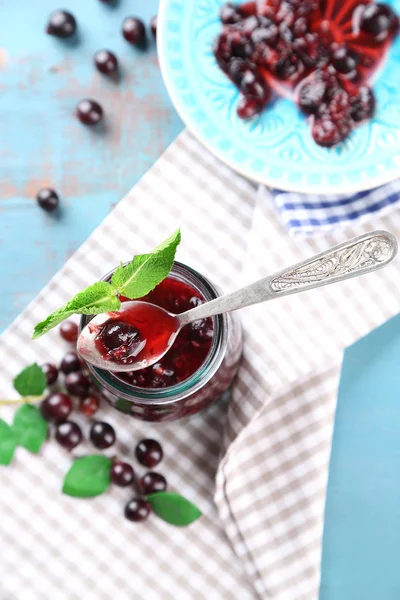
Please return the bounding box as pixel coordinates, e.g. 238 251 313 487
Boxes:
1 131 400 600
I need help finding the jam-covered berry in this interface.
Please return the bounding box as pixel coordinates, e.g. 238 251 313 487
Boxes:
213 0 399 145
115 276 214 388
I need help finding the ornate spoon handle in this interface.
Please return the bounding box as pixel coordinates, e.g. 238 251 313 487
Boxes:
177 231 398 326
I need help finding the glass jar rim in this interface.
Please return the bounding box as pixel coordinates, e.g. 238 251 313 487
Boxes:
80 261 228 406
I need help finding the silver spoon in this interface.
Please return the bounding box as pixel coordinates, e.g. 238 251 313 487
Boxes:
77 230 397 372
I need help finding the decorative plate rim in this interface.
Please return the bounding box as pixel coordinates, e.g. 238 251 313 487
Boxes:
157 0 400 195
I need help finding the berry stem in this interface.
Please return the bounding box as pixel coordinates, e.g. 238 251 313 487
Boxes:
0 395 44 406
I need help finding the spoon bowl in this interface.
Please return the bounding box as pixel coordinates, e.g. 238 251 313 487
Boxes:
77 301 181 372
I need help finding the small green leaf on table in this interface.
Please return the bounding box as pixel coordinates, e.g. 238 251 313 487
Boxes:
12 405 48 454
13 363 46 397
147 491 202 526
33 281 120 339
111 228 181 298
0 419 18 465
63 455 112 498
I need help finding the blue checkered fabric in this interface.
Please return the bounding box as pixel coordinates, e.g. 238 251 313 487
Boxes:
273 179 400 235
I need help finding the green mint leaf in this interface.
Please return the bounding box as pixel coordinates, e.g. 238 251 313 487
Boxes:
111 228 181 298
0 420 18 465
13 363 46 397
33 281 120 339
146 491 202 526
12 405 48 454
62 455 112 498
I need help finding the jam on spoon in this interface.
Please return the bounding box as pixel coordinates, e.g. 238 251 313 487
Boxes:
78 231 397 373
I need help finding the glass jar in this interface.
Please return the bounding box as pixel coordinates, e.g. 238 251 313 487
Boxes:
81 262 242 422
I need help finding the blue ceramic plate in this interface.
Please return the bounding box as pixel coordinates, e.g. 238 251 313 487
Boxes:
158 0 400 194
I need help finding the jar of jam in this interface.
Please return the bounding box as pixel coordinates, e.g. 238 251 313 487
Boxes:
81 262 242 422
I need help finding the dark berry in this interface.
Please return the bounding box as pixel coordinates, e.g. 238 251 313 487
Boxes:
135 439 163 468
312 117 349 147
56 420 82 451
150 15 157 38
274 53 304 80
150 364 176 388
220 3 242 24
111 461 135 486
41 363 58 385
350 86 375 122
79 395 100 417
76 99 103 126
124 498 151 522
140 472 167 494
228 58 248 85
60 351 81 374
332 46 358 74
122 17 146 45
41 392 72 421
237 96 264 119
59 321 78 343
359 3 398 37
298 79 327 114
188 296 203 309
65 371 91 398
90 421 116 449
46 10 77 38
98 321 142 360
36 188 59 212
251 23 278 45
94 50 118 75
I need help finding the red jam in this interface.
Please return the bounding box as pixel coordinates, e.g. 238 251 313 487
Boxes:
94 303 179 367
113 277 214 389
214 0 399 146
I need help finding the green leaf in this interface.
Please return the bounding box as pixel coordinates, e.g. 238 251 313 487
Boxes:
62 455 112 498
33 281 120 339
12 404 48 454
0 420 18 465
147 491 202 526
13 363 47 397
111 228 181 298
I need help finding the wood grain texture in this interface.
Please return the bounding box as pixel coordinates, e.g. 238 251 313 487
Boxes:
0 0 183 333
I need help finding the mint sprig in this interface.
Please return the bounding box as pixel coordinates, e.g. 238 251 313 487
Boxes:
33 228 181 339
111 228 181 298
0 420 18 465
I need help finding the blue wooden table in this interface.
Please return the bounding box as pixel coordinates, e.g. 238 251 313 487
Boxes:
0 0 183 333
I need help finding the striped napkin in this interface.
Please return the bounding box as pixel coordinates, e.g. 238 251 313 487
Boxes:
271 180 400 235
1 130 400 600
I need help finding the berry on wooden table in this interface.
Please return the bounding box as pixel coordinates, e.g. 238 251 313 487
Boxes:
122 17 146 46
94 50 118 75
36 188 59 212
76 99 103 126
46 10 77 38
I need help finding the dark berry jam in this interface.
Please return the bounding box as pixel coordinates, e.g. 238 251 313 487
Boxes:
113 277 214 388
214 0 399 146
81 262 242 422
